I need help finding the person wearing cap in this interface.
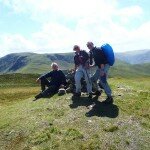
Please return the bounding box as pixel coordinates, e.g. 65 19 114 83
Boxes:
34 62 67 100
86 42 113 104
73 45 92 98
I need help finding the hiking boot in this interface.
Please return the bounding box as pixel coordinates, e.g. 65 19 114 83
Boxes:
88 93 92 99
33 93 43 101
73 92 81 97
103 96 113 104
92 90 102 96
58 88 66 96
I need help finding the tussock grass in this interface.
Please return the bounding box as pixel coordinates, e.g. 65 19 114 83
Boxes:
0 74 150 150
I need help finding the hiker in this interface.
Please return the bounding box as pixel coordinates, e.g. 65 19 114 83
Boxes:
86 42 113 104
73 45 92 98
34 62 67 100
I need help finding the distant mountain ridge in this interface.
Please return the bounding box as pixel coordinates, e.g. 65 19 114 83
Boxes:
0 50 150 77
0 52 74 74
115 49 150 64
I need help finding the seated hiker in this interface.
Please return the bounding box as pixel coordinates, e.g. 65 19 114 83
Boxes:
73 45 92 98
34 62 67 100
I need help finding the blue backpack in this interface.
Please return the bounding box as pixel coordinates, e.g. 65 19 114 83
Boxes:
101 43 115 66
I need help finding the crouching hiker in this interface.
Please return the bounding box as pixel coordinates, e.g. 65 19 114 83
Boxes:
73 45 92 98
87 42 113 104
34 62 67 101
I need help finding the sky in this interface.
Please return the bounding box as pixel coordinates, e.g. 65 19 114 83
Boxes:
0 0 150 57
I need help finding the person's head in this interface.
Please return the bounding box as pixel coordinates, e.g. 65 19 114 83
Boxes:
73 45 80 53
51 62 58 71
86 41 94 50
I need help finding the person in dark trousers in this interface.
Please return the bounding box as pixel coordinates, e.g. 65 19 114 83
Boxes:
73 45 92 98
86 41 113 104
34 62 67 101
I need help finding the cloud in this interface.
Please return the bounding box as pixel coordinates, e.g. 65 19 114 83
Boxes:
0 0 149 57
117 5 143 17
1 0 117 22
0 34 37 56
116 5 143 24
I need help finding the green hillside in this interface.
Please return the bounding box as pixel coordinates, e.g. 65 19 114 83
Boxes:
110 60 150 77
0 53 150 77
18 53 74 74
0 53 74 74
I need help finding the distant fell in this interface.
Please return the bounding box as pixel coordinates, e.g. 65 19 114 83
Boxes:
115 49 150 64
0 50 150 77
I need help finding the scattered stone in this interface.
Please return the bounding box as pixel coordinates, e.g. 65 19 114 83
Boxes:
87 120 92 123
66 97 71 100
9 130 15 135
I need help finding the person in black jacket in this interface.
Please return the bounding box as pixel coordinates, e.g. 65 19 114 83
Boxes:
34 62 67 101
87 41 113 104
73 45 92 98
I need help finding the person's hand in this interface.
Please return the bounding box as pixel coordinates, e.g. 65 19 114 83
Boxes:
36 78 40 84
89 64 95 68
84 64 90 69
100 70 105 77
71 69 76 73
60 84 64 88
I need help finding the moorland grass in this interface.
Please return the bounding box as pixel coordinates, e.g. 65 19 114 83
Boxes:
0 74 150 150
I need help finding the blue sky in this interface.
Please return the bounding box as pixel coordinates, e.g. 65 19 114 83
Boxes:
0 0 150 57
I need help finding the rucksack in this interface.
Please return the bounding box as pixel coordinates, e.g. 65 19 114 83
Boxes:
101 43 115 66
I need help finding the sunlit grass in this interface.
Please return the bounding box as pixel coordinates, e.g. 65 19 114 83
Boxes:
0 74 150 150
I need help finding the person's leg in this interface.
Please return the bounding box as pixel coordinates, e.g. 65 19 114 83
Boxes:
34 77 51 101
91 67 99 90
91 68 102 96
99 64 113 103
42 85 58 97
34 85 58 100
83 68 92 95
75 67 83 95
40 77 50 91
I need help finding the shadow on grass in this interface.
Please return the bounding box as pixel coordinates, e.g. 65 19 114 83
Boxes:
69 95 94 109
33 92 56 101
70 95 119 118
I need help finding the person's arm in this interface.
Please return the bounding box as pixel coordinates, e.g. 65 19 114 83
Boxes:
89 51 93 65
36 77 40 83
74 55 78 71
82 50 89 64
74 64 78 71
100 64 105 76
89 50 96 68
39 72 52 80
60 70 67 86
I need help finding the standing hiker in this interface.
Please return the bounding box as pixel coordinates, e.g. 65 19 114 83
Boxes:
87 42 113 104
73 45 92 98
34 62 67 101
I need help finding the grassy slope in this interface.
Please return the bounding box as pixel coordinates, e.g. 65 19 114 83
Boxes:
0 74 150 150
1 52 150 76
17 54 54 74
15 59 150 78
0 53 74 74
109 60 150 78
